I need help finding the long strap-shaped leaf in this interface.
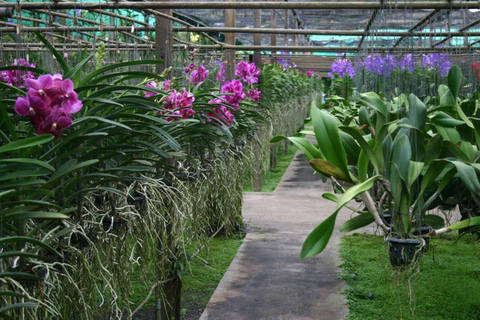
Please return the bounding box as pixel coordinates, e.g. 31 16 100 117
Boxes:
0 135 54 154
300 175 381 259
35 32 69 73
311 103 353 182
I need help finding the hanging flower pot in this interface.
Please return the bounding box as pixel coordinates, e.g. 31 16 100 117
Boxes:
387 238 423 268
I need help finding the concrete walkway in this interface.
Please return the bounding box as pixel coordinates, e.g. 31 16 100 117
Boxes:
200 150 351 320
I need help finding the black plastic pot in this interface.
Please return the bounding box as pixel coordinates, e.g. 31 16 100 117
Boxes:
387 238 423 268
413 225 433 250
383 212 392 226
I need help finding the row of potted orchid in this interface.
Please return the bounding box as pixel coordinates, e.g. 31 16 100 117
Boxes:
275 64 480 268
327 52 453 99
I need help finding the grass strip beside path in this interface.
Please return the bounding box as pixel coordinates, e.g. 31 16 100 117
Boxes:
340 233 480 320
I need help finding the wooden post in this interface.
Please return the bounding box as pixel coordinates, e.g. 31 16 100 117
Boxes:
269 10 278 169
252 9 263 192
253 9 262 68
292 18 297 46
155 170 182 320
155 0 172 74
252 9 262 70
284 9 289 46
225 0 236 80
270 9 277 62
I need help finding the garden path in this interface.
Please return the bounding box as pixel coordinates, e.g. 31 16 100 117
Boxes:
200 140 355 320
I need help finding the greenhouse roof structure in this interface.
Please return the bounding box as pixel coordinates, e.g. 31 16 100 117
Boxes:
2 1 480 71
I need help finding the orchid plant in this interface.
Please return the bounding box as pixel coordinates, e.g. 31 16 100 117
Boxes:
272 65 480 261
327 58 356 99
0 31 269 318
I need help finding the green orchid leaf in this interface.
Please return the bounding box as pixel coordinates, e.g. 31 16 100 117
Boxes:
472 118 480 148
79 59 164 87
47 159 99 186
64 53 95 79
271 136 323 161
357 139 376 182
424 134 443 165
0 272 42 281
0 236 63 257
448 65 462 99
430 112 465 127
435 125 461 144
391 134 411 183
301 211 338 260
0 190 15 200
0 158 55 171
423 215 445 229
359 92 387 117
2 212 69 221
0 135 54 154
340 126 379 172
456 102 474 129
0 302 38 318
301 175 380 259
451 161 480 194
358 105 370 126
447 216 480 231
299 130 315 136
309 158 352 182
35 32 69 73
408 93 427 131
311 105 350 178
82 116 132 131
339 212 375 232
339 131 361 166
322 193 338 202
439 85 455 106
443 141 473 163
407 161 424 188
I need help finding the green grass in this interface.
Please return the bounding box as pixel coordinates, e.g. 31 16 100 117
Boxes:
129 235 243 319
181 235 243 318
340 233 480 320
243 141 300 192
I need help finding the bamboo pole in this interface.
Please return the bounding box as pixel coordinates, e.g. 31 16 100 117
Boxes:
2 1 480 10
4 25 480 38
2 42 478 53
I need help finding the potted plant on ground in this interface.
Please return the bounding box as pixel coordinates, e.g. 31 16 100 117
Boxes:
272 65 480 267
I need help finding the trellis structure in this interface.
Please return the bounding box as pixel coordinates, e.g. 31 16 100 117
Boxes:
1 0 480 73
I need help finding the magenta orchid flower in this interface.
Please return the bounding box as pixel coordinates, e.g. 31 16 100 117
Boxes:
221 80 245 109
247 89 261 101
235 61 261 85
36 106 73 139
164 79 171 91
189 65 209 85
13 71 82 140
208 98 235 126
145 80 158 98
